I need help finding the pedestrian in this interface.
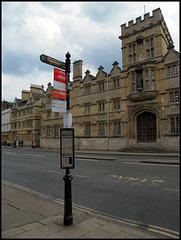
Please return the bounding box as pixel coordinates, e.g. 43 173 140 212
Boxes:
21 140 23 147
32 140 35 149
19 140 21 147
14 141 16 148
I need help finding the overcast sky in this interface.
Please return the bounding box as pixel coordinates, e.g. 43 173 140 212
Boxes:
2 1 180 102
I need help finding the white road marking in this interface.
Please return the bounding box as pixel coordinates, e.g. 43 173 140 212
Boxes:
5 152 17 155
123 162 179 167
47 171 90 179
162 188 179 192
75 175 91 178
23 154 46 157
3 151 46 158
76 158 98 162
48 170 61 174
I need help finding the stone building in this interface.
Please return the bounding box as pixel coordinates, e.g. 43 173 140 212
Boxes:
1 100 13 111
10 84 43 147
70 60 125 150
119 8 180 151
40 82 64 148
70 8 179 151
1 108 12 144
1 101 13 144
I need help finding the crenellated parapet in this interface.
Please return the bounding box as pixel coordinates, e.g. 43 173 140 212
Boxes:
119 8 173 46
120 8 162 35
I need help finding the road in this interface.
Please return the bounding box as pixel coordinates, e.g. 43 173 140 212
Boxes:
2 147 179 234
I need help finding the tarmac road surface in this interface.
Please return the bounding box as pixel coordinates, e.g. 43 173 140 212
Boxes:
2 147 180 234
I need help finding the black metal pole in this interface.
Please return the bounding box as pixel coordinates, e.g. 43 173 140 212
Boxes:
63 168 73 225
66 52 71 112
63 52 73 226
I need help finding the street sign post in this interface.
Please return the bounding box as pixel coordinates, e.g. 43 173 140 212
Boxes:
40 54 66 70
40 52 73 226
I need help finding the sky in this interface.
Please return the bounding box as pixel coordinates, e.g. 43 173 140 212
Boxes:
2 1 180 102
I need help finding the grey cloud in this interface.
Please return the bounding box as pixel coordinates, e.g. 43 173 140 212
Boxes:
2 49 49 76
82 2 124 23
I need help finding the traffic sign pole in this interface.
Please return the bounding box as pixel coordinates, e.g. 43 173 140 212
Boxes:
65 52 71 112
63 52 73 226
40 52 73 226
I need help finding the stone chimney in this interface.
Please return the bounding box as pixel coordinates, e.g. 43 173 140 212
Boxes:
30 84 42 94
21 90 30 100
73 60 83 81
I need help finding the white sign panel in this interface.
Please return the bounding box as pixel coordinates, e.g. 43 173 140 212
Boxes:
52 98 67 113
63 113 72 128
52 89 67 113
54 80 66 91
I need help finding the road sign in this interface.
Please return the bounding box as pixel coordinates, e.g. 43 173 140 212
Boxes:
52 89 67 99
52 89 67 113
60 128 74 169
54 68 66 91
40 54 66 70
54 68 66 83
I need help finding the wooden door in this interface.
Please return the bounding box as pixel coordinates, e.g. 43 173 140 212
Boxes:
137 112 156 142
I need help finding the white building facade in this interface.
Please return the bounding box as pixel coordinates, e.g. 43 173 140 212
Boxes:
1 108 12 143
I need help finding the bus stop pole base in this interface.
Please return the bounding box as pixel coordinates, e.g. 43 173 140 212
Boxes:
63 169 73 226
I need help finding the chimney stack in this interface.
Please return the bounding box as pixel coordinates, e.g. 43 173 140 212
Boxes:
73 60 83 82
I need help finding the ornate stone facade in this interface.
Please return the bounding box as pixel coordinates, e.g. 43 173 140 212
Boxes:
10 84 43 147
40 82 64 148
69 8 179 151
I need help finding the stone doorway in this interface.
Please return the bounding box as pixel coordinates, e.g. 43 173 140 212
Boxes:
137 112 156 143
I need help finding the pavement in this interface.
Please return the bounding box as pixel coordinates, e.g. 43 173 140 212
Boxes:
2 147 180 238
2 180 180 239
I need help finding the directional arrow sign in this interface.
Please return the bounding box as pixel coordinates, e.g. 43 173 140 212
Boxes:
40 54 66 70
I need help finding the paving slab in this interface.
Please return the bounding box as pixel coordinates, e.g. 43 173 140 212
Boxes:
14 227 48 239
123 226 147 237
99 222 125 234
32 222 64 236
48 225 89 238
83 228 114 238
2 209 43 231
20 222 43 231
2 203 20 215
1 226 26 238
76 218 102 231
